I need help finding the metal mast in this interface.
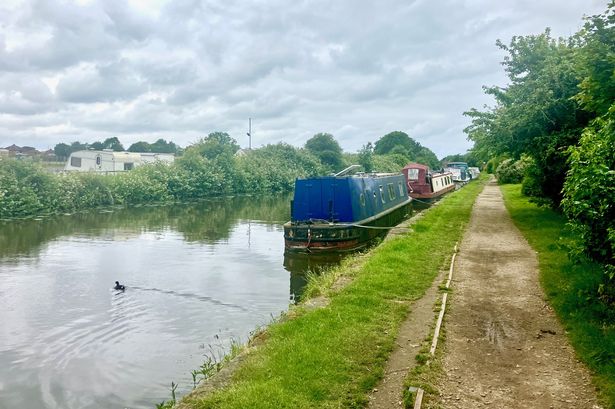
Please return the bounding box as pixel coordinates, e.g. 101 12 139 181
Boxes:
247 118 252 150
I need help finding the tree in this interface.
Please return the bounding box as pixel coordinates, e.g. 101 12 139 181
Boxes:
304 133 343 171
53 143 71 160
358 142 374 172
562 112 615 304
574 4 615 117
70 141 87 152
90 141 104 150
373 131 440 169
103 137 124 151
373 131 419 156
150 138 179 153
188 132 240 160
464 30 591 204
128 141 152 152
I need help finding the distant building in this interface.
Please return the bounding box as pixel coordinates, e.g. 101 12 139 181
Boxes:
3 144 40 157
64 150 175 172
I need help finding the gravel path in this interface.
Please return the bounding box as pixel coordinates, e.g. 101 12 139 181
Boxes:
431 180 601 408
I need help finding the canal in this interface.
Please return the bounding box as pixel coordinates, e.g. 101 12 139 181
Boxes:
0 194 341 409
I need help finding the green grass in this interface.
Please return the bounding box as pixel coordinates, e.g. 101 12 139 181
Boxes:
179 176 488 409
500 184 615 408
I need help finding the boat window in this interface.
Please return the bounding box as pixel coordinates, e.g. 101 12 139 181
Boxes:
407 168 419 180
359 193 366 207
379 186 385 203
70 157 81 167
124 162 134 171
387 183 395 200
398 182 404 196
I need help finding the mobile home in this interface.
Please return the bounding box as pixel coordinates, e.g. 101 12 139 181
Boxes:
64 150 174 172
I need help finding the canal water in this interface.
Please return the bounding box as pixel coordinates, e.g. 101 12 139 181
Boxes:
0 195 341 409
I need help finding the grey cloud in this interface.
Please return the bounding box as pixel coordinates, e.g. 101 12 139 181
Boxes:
56 60 148 103
0 0 607 158
0 75 56 115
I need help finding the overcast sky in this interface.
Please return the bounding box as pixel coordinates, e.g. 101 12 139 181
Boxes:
0 0 607 157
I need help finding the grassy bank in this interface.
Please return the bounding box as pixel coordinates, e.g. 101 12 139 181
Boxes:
500 184 615 408
176 176 488 409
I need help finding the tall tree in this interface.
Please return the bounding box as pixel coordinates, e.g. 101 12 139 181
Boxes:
373 131 419 156
150 138 179 153
358 142 374 172
103 137 124 151
90 141 104 150
304 133 343 171
373 131 439 169
464 30 591 204
188 132 240 160
53 143 71 160
70 141 87 152
128 141 152 152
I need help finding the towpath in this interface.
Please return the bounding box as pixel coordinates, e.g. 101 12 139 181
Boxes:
368 179 601 408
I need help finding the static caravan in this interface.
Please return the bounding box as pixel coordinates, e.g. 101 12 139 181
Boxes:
64 150 174 172
139 152 175 164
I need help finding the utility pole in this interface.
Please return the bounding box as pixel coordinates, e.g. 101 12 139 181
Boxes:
247 118 252 150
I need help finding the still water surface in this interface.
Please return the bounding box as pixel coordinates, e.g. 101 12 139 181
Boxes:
0 195 341 409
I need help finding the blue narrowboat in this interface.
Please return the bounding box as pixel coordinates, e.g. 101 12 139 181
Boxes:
284 171 412 253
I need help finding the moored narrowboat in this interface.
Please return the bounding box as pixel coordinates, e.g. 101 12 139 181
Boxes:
402 162 455 202
284 170 412 253
444 161 471 184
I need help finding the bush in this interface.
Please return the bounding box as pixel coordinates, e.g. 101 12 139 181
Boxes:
521 159 546 200
495 155 533 184
562 111 615 304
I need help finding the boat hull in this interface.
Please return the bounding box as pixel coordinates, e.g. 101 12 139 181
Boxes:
409 184 455 201
284 200 411 253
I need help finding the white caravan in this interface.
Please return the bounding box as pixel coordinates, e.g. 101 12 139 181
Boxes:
64 150 174 172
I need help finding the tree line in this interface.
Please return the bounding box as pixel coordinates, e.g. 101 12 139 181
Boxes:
53 137 181 160
465 3 614 304
0 129 446 220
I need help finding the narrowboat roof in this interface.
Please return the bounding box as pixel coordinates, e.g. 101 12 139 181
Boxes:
291 173 409 224
402 162 429 171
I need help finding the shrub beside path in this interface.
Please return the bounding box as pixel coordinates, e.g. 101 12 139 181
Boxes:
430 180 601 408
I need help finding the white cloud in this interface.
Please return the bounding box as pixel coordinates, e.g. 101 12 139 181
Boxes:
0 0 607 157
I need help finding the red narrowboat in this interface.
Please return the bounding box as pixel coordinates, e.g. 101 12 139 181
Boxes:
401 162 455 202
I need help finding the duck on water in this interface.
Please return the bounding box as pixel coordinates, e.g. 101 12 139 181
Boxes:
114 281 125 291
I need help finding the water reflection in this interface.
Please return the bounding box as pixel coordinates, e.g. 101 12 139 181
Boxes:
0 193 369 409
0 195 291 259
0 194 295 409
283 252 345 301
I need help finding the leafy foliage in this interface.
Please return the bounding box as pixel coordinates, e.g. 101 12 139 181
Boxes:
562 111 615 304
2 130 444 220
53 143 71 160
357 142 374 172
0 141 327 219
304 132 344 172
495 155 534 184
465 2 615 305
373 131 439 169
465 29 591 204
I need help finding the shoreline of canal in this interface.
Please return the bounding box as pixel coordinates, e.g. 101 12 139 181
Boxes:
171 175 489 409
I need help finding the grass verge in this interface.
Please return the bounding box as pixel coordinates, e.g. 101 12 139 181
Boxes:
178 176 488 409
500 184 615 408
